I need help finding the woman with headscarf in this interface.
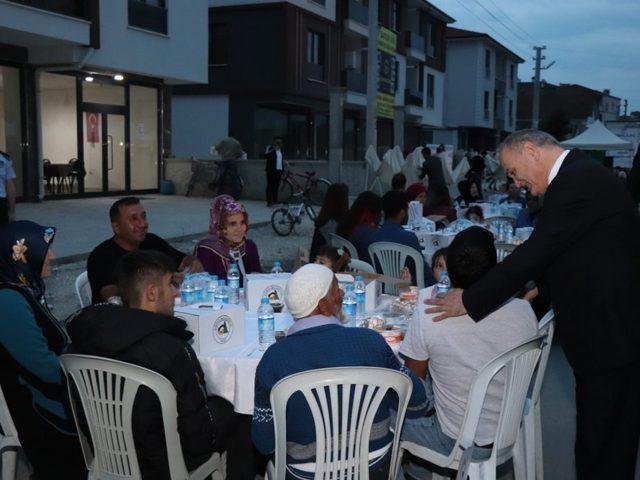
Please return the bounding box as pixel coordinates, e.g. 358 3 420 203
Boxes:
406 183 429 216
195 195 262 282
0 221 85 478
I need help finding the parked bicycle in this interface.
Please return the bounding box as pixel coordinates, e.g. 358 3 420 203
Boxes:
271 193 317 236
278 162 331 206
186 157 245 198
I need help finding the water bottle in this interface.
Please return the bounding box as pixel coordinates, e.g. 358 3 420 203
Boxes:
257 296 275 351
206 276 218 302
505 225 514 244
435 271 451 296
180 279 195 305
193 276 205 303
214 279 229 304
342 284 357 326
227 263 240 304
270 261 283 274
354 275 366 321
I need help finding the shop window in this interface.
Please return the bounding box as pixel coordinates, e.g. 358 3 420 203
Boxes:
0 66 23 196
130 85 159 190
210 23 229 66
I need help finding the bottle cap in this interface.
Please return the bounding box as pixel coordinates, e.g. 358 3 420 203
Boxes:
219 279 226 286
261 296 270 304
356 275 363 281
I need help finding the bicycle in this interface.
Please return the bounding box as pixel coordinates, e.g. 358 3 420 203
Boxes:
278 162 331 206
186 157 245 197
271 193 317 236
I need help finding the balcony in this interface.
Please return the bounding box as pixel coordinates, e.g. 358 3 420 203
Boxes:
405 89 423 107
128 0 167 35
403 31 426 62
342 68 366 94
344 0 368 38
307 62 325 82
7 0 88 18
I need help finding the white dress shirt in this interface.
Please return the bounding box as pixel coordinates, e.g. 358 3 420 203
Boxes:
275 149 283 171
547 149 571 186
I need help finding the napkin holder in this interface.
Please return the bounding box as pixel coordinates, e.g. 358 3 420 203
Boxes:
174 303 246 355
245 273 292 312
336 273 383 312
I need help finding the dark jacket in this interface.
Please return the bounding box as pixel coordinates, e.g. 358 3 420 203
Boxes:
67 304 216 479
264 147 283 173
463 149 640 377
419 155 446 190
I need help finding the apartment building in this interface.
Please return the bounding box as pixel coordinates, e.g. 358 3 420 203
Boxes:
0 0 208 201
443 27 523 151
171 0 453 170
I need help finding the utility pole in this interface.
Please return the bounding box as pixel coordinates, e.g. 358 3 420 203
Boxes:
531 46 554 130
365 0 379 151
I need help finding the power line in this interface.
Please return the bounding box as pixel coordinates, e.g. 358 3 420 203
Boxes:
483 0 537 43
472 0 532 49
451 0 527 58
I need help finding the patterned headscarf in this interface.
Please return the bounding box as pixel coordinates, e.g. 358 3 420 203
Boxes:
0 221 56 301
209 194 249 238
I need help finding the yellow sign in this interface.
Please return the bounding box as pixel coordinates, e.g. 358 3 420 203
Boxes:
377 92 395 119
378 27 397 55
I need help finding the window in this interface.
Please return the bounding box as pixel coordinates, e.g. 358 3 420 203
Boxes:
485 49 491 78
484 91 490 120
307 31 324 65
8 0 88 18
509 64 515 89
509 100 513 125
391 0 400 32
128 0 167 34
307 30 325 81
426 73 435 108
210 23 229 65
0 66 23 196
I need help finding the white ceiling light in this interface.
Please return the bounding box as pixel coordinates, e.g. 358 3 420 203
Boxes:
114 74 124 81
85 76 94 82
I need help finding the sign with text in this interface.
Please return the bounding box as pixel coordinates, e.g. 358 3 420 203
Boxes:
377 27 397 119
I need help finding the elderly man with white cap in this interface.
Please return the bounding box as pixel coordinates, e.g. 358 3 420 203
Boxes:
251 264 428 479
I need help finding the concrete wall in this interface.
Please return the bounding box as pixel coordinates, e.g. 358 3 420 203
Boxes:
88 0 208 84
209 0 336 22
171 95 230 158
165 157 370 199
444 40 481 127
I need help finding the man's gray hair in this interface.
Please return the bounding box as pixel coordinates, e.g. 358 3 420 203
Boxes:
497 129 560 157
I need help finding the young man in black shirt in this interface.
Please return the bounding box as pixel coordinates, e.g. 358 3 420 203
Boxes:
87 197 203 304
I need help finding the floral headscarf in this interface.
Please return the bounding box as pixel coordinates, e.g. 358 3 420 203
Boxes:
0 221 56 300
199 195 250 263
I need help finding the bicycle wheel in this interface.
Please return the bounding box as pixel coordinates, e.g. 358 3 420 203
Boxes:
278 178 294 203
307 178 331 206
305 203 317 222
271 208 294 236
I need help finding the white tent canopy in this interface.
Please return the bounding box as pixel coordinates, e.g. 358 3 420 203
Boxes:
561 120 633 150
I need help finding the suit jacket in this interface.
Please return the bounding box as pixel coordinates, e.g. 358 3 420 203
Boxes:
463 149 640 377
264 147 282 173
421 155 446 190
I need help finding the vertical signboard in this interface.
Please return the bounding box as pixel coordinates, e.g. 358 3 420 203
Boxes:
377 27 397 120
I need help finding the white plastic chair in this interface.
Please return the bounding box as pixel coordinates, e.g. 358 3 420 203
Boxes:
329 233 359 260
485 215 517 229
266 367 413 480
75 271 92 308
368 242 424 294
495 243 517 262
59 354 223 480
517 312 555 480
396 336 544 480
345 259 376 275
0 385 21 480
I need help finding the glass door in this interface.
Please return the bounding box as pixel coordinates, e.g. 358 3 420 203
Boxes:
106 114 126 191
82 111 126 193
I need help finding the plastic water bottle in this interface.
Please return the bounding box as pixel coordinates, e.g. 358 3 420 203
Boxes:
257 296 275 351
435 272 451 296
214 279 229 304
206 276 218 302
342 284 357 326
193 276 205 303
505 225 514 244
228 263 240 304
271 261 283 274
354 275 366 322
180 279 195 305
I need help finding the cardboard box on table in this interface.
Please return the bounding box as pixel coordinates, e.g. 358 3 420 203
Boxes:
336 274 381 312
245 273 292 312
174 303 245 355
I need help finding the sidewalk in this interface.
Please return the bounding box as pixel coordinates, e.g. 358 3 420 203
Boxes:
16 195 274 261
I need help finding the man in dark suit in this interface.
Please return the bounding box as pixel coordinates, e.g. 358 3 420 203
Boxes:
426 129 640 479
419 147 446 197
264 136 284 206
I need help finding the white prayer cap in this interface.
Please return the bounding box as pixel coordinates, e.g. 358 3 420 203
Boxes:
285 263 335 319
